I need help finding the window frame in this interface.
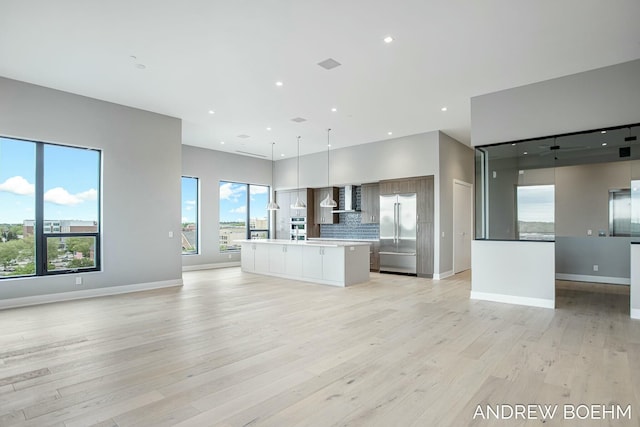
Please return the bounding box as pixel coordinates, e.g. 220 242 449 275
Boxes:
181 176 199 255
218 180 270 253
0 136 101 278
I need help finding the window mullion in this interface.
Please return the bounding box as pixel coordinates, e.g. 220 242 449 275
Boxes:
35 143 45 275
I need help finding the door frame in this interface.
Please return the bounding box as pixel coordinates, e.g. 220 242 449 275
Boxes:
453 179 473 274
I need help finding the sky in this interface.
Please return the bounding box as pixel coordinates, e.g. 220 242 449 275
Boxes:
516 185 554 222
218 181 268 223
0 137 99 224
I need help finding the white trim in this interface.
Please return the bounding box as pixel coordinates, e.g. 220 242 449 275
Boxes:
556 273 630 286
182 262 240 272
631 309 640 320
433 270 454 280
453 179 473 274
470 291 555 309
0 279 183 310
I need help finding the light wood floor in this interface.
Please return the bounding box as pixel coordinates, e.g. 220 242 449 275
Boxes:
1 269 639 426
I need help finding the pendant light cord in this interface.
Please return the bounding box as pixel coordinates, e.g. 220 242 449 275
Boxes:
297 136 301 199
327 128 331 188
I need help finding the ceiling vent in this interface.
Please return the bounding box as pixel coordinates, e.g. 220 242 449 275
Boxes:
291 117 307 123
317 58 342 70
236 134 250 139
235 150 267 158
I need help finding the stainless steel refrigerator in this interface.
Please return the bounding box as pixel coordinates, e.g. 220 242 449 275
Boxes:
379 193 417 274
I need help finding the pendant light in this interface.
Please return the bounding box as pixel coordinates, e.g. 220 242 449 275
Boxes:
291 136 307 209
266 142 280 211
320 128 338 208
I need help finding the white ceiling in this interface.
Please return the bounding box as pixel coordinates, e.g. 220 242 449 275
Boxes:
1 1 639 159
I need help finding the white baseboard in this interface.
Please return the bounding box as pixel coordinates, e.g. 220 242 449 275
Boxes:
631 308 640 320
556 273 630 286
0 279 183 310
182 262 240 272
470 291 555 309
433 270 454 280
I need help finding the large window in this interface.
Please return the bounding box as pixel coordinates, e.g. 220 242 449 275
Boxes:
516 185 555 241
219 181 269 252
0 136 100 278
181 177 199 254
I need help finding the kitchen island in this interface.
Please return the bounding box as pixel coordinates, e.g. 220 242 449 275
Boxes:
238 239 370 287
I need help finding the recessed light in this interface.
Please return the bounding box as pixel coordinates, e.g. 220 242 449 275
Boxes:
275 81 283 87
328 144 332 147
280 153 285 157
441 107 448 112
220 141 225 145
266 127 271 131
331 107 337 112
601 130 607 134
511 143 516 146
523 151 528 155
602 142 608 146
208 110 215 115
383 36 394 44
388 132 393 135
135 63 146 70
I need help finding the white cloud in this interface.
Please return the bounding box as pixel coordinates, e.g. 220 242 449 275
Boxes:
250 186 268 195
181 216 189 222
185 200 196 205
0 176 35 195
185 206 193 211
44 187 97 206
77 188 97 201
219 182 246 201
230 206 247 214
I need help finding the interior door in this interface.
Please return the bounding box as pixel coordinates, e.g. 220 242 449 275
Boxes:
454 181 472 273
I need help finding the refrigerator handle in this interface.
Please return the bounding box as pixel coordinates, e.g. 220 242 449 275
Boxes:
395 202 399 243
393 202 397 243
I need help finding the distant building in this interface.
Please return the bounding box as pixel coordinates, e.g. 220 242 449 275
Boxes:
23 220 98 236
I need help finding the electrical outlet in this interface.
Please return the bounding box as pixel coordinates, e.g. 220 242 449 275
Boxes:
168 231 174 238
75 276 82 285
228 254 232 259
593 265 599 272
587 229 592 236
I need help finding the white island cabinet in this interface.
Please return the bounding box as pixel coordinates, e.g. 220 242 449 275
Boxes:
238 240 370 287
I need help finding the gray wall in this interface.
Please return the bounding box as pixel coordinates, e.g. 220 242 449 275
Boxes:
556 162 630 236
438 132 474 273
471 59 640 146
555 161 632 280
0 77 182 300
181 145 271 268
274 132 439 189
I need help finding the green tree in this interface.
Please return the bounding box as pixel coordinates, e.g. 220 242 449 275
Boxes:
68 258 94 268
65 237 93 258
0 240 20 270
47 238 61 262
10 262 35 276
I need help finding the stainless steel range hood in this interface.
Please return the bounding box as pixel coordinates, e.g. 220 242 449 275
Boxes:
332 185 360 213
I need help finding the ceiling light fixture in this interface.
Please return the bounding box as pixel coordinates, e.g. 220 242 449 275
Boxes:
331 107 337 112
220 141 225 145
208 110 215 115
601 131 607 134
275 81 283 87
266 127 271 131
384 36 394 43
441 107 448 112
291 136 306 210
602 142 608 146
511 143 516 146
266 142 280 211
320 128 338 208
388 131 393 136
523 151 528 155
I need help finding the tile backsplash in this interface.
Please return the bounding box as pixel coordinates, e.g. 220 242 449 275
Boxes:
320 186 380 240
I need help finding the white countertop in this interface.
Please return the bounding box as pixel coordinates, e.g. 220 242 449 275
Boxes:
236 239 371 247
307 237 379 242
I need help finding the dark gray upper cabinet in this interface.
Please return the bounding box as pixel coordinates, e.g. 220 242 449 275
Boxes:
360 183 380 224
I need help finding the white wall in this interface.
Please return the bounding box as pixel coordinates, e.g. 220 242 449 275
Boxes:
471 59 640 146
181 145 272 269
0 77 183 303
471 240 555 308
631 245 640 319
